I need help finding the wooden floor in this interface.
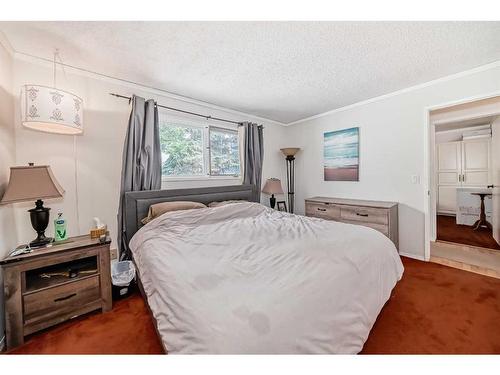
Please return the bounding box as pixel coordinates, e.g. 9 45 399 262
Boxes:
431 241 500 279
7 257 500 354
436 215 500 250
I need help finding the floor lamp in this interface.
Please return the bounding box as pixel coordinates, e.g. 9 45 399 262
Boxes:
280 148 300 214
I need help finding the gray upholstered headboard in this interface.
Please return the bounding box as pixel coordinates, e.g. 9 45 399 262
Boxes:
124 184 256 244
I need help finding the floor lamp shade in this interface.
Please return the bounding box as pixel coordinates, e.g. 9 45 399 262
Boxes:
280 148 300 213
21 85 84 135
1 165 65 247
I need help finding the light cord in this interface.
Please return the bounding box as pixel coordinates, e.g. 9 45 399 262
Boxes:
53 49 58 87
73 135 81 234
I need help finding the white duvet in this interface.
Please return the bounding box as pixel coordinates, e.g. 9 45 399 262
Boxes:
130 202 403 354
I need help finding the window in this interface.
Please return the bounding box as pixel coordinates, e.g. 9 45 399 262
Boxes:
159 116 241 179
209 127 240 176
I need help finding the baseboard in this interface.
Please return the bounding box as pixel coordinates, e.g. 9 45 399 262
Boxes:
399 251 427 261
0 335 5 352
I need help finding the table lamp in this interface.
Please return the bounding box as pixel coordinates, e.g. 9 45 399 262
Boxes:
0 164 65 247
262 178 284 209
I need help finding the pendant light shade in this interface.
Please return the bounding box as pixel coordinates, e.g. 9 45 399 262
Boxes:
21 84 84 135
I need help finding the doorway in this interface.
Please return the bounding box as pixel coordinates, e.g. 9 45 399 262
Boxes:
426 95 500 277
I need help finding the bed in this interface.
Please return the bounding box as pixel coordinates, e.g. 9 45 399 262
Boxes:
124 185 404 354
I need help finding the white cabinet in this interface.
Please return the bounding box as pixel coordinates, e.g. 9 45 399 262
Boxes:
437 138 491 214
462 140 491 185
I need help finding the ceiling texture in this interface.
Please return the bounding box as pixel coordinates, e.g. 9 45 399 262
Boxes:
1 21 500 124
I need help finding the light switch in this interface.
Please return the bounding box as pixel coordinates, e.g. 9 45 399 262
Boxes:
411 175 420 184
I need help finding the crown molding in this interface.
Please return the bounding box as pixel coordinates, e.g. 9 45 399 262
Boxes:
4 29 500 128
286 60 500 126
0 30 15 57
10 49 287 127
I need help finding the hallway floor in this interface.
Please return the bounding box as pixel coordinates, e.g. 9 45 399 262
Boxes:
436 215 500 250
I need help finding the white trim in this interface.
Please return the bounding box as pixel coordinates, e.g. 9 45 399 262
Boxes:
0 335 5 352
423 90 500 263
435 124 491 135
11 50 286 127
0 30 15 57
162 175 240 182
4 31 500 128
287 60 500 126
399 251 427 262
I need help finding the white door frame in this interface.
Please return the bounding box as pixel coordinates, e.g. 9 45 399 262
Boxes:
423 91 500 261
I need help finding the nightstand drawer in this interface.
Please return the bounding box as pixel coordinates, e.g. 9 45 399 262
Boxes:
24 275 100 324
340 206 388 225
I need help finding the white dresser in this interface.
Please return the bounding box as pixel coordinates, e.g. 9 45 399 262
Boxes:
305 197 399 249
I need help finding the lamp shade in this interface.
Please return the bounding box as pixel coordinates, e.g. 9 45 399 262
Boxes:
262 178 284 195
21 84 83 135
0 165 65 204
280 147 300 157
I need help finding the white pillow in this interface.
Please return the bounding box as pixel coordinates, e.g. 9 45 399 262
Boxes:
141 201 207 224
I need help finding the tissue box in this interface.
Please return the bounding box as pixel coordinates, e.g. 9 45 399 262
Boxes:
90 227 107 239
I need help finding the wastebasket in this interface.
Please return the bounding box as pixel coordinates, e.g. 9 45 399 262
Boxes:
111 260 136 300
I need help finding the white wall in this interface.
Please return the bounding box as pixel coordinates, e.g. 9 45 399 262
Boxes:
492 117 500 244
0 41 16 347
10 55 288 251
285 64 500 259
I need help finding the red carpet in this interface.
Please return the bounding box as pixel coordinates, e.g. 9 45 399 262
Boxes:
9 291 164 354
8 257 500 354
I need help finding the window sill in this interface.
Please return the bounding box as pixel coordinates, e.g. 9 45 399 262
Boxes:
162 175 241 182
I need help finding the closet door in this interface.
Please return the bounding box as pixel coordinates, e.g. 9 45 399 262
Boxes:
462 138 491 186
437 142 461 214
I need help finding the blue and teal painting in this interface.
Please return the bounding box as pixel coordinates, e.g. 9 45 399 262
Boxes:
324 127 359 181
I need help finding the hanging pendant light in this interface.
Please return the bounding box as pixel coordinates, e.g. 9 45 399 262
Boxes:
20 50 83 135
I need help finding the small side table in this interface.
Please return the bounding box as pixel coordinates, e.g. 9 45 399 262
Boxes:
470 192 492 231
0 235 112 350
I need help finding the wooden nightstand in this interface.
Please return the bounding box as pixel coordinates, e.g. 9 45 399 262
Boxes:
0 235 112 350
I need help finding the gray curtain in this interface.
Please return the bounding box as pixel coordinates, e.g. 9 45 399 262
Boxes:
117 95 161 260
242 122 264 202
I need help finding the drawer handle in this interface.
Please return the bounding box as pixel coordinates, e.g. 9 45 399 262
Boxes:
317 208 327 212
356 213 369 217
54 293 77 302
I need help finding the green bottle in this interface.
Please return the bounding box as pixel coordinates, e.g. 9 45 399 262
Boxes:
54 212 68 242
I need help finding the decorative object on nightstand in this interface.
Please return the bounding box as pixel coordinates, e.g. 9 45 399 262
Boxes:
0 164 65 247
280 147 300 214
277 201 288 212
0 235 112 350
262 178 284 209
54 212 68 242
90 217 108 239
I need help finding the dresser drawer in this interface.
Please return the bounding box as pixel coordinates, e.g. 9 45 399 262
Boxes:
305 202 341 219
340 206 388 225
23 275 101 324
341 219 389 236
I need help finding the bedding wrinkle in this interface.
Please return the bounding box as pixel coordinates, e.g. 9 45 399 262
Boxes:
129 202 403 354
